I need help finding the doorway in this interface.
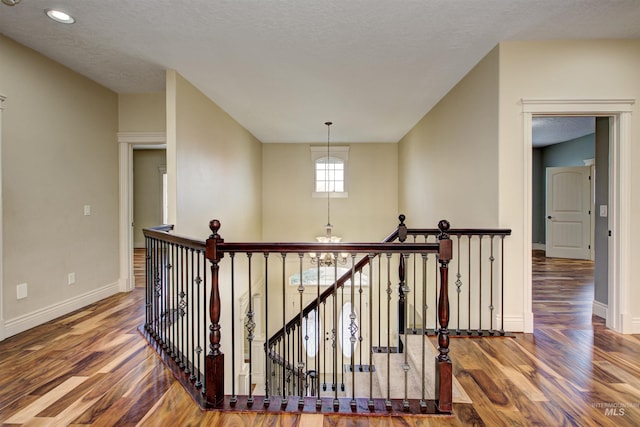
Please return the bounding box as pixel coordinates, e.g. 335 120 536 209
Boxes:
522 99 634 333
117 132 167 293
532 116 599 329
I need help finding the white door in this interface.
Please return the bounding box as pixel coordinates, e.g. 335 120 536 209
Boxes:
545 166 591 259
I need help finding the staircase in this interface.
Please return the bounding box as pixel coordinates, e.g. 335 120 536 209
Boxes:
339 334 470 403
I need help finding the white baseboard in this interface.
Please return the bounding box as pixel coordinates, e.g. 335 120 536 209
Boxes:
4 281 120 339
0 319 5 341
119 276 133 292
619 313 640 334
592 300 608 319
495 314 528 332
532 243 546 251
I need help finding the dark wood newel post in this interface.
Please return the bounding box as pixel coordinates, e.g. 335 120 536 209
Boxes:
436 219 453 413
397 215 407 351
205 219 225 407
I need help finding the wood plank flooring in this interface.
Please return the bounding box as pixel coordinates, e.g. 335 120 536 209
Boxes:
1 249 639 426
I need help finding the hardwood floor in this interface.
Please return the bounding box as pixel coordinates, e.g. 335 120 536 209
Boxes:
1 250 639 426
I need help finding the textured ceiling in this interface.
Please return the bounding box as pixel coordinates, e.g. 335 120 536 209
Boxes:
1 1 639 143
532 117 595 147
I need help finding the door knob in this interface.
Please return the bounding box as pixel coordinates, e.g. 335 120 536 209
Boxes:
547 216 554 219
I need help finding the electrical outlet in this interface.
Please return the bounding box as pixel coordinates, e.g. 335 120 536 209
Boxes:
68 272 76 285
84 205 91 216
17 283 28 300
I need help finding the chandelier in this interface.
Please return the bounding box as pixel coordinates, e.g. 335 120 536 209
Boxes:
310 122 347 266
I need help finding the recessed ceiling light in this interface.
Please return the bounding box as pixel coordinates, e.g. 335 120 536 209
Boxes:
45 8 75 24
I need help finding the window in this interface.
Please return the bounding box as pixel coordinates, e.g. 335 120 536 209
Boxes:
315 157 344 192
310 146 349 197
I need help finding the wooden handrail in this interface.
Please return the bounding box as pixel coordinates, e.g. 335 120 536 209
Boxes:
143 226 206 251
406 228 512 237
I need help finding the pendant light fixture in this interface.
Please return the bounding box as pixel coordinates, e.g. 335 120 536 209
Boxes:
310 121 347 266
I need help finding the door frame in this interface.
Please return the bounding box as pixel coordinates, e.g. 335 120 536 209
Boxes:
0 95 5 340
118 132 167 292
522 99 634 333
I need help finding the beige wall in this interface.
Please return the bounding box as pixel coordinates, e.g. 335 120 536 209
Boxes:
118 93 166 132
498 40 640 332
398 46 500 229
262 143 399 242
166 70 262 241
0 35 119 336
133 149 166 247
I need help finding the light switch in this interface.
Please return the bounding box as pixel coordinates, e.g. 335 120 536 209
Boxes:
599 205 608 217
84 205 91 216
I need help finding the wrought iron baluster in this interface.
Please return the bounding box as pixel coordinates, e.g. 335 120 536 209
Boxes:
148 238 155 335
489 235 495 334
385 252 392 411
322 298 327 392
478 235 483 334
455 235 462 334
423 235 429 334
332 259 339 411
420 252 428 412
467 236 472 334
144 237 151 328
349 253 357 411
358 264 363 370
246 253 254 406
166 242 171 351
195 251 203 388
230 253 237 405
315 261 321 409
171 242 177 356
377 254 382 349
281 253 288 407
187 248 194 377
339 257 344 393
297 253 305 406
180 245 186 368
263 252 270 407
367 254 374 411
157 240 164 344
501 236 505 335
402 252 411 412
412 235 417 333
286 329 291 399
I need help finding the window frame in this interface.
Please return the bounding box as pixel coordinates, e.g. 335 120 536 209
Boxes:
310 145 349 198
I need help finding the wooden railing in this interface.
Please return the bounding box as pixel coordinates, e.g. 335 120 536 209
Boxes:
401 227 512 336
141 216 509 416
